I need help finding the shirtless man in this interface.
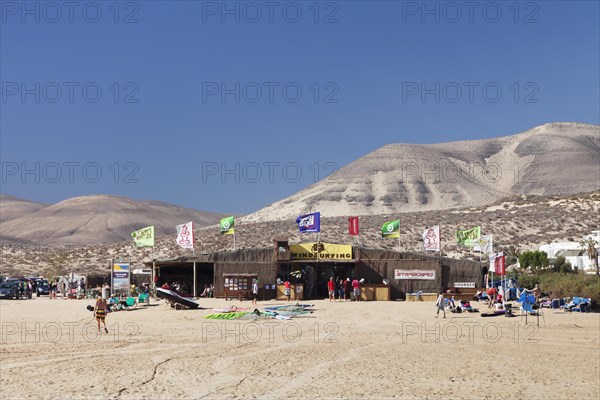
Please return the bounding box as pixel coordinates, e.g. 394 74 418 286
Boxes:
94 295 109 334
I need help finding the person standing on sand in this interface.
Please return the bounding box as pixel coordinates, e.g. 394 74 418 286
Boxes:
327 277 335 301
352 278 360 302
94 295 109 334
344 278 351 301
435 291 446 318
486 287 497 308
533 284 541 303
337 279 344 301
252 279 259 305
284 280 291 302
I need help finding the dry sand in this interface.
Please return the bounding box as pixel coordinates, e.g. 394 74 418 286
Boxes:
1 297 599 400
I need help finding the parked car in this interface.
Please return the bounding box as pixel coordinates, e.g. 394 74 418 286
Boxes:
37 280 50 296
0 282 20 299
5 278 32 299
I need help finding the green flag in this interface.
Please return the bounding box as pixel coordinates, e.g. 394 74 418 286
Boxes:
131 226 154 247
456 226 481 247
381 220 400 238
220 216 235 235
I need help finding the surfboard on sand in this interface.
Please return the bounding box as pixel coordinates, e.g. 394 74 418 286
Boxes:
264 304 314 311
156 288 199 309
211 306 249 313
204 312 249 320
481 310 506 317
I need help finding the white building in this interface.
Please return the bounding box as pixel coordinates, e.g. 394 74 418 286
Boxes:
539 231 600 274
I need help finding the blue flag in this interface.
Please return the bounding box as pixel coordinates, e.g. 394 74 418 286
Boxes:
296 212 320 233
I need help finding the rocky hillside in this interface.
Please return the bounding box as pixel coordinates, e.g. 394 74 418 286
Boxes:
243 122 599 222
2 191 598 276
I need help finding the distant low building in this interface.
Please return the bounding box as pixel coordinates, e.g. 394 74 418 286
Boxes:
539 231 600 273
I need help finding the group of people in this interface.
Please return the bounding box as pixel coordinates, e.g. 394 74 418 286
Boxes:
49 278 86 298
19 280 34 299
327 277 362 302
435 293 479 318
162 281 191 295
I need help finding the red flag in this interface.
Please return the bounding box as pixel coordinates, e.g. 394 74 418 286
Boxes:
494 252 506 275
348 216 359 236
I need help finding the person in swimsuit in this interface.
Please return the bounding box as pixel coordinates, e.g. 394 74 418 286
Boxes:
94 295 109 334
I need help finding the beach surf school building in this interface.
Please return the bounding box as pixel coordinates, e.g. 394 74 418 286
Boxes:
144 240 482 300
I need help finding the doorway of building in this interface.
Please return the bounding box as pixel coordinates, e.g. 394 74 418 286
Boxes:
292 263 355 299
158 263 214 297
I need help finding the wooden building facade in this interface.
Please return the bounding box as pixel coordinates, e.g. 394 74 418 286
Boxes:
145 240 483 300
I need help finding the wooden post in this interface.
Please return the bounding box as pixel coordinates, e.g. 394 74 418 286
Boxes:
110 259 114 296
193 261 197 298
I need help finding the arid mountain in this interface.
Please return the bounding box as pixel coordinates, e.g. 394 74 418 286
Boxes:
1 122 599 276
0 194 230 245
242 122 600 222
1 191 598 276
0 195 47 223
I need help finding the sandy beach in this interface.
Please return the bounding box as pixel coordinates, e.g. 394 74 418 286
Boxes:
1 297 598 400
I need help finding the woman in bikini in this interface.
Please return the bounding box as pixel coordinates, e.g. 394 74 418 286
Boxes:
94 295 109 334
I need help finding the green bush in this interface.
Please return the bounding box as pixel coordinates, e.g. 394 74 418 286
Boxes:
517 272 541 289
536 273 600 303
551 256 574 274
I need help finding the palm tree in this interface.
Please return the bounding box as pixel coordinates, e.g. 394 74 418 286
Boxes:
502 244 521 267
579 238 599 275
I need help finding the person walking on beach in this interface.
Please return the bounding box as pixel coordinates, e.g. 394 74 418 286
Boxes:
94 295 109 334
435 291 446 318
328 277 335 301
252 279 259 305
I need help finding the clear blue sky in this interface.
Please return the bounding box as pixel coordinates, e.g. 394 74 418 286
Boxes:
1 0 599 214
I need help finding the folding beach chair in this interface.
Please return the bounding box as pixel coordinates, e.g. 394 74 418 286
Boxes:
138 293 149 305
520 292 545 327
562 297 581 311
125 297 137 308
573 298 590 312
116 297 137 310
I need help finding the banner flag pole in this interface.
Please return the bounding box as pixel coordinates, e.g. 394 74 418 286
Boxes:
439 224 442 258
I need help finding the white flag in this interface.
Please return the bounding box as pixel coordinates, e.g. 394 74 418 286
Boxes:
475 234 493 254
422 226 440 251
489 252 496 272
176 221 194 249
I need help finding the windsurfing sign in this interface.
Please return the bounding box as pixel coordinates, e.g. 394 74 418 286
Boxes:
289 242 352 260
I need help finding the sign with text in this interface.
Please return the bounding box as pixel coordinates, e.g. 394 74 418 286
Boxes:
394 270 436 280
112 263 130 292
454 282 476 288
289 242 353 260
